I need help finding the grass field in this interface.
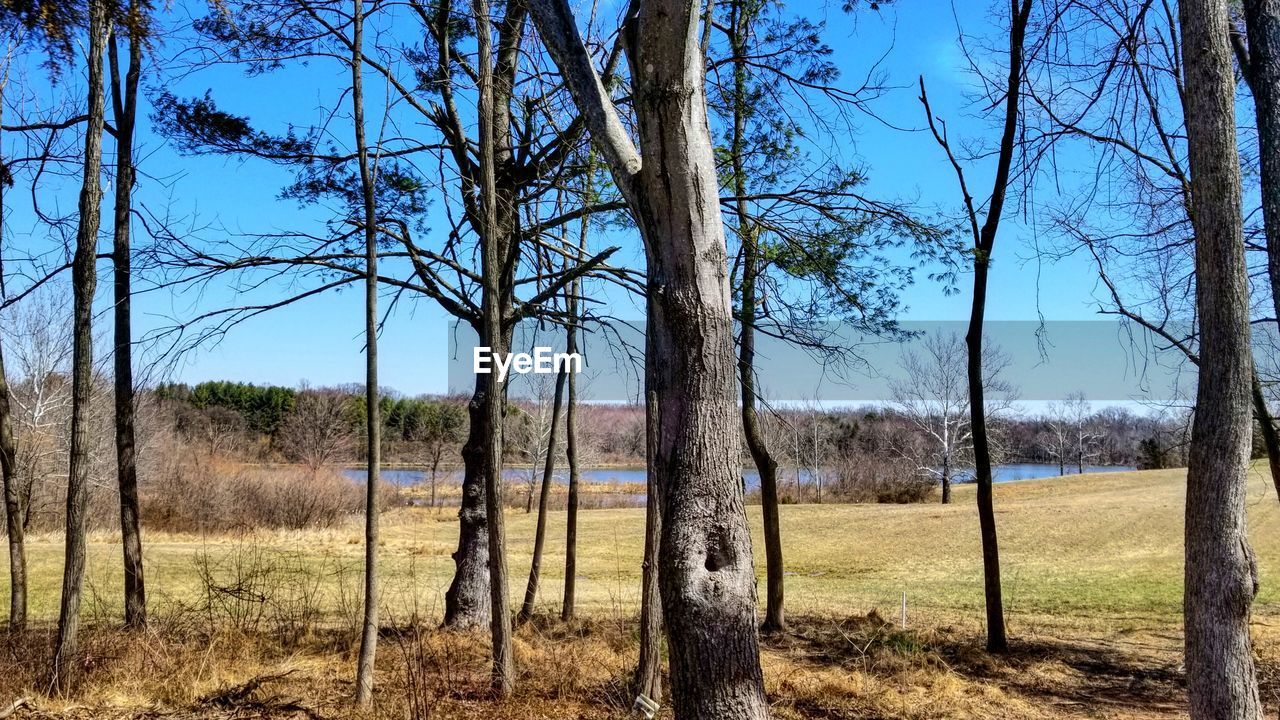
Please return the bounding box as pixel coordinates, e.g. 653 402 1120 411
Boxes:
2 464 1279 718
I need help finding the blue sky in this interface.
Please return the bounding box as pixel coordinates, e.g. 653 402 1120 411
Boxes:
4 0 1134 398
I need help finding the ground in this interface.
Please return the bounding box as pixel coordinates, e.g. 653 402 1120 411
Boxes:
1 464 1278 718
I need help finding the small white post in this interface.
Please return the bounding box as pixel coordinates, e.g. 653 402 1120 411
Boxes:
900 590 907 630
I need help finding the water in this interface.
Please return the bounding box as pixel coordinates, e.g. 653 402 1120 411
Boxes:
346 462 1135 489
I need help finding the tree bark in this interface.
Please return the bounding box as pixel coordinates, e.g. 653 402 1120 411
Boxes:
728 0 785 636
518 367 567 624
1180 0 1266 716
0 89 25 636
352 0 381 705
54 0 108 691
444 379 492 629
473 0 515 695
108 8 146 631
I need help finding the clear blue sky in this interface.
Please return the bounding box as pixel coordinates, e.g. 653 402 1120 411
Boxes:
4 0 1128 397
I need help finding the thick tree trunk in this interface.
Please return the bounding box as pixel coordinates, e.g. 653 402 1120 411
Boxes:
528 0 770 714
352 0 381 705
729 0 784 635
443 379 491 629
54 0 108 691
518 367 566 624
1180 0 1266 717
108 15 146 631
0 95 24 636
632 7 768 714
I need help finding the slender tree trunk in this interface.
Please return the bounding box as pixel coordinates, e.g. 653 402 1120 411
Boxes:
561 162 591 623
444 379 491 628
474 0 514 695
518 367 567 624
728 0 784 636
0 98 23 636
352 0 381 705
962 0 1031 655
108 10 146 631
1250 376 1280 499
1241 0 1280 500
1180 0 1265 716
54 0 108 691
1243 0 1280 351
633 376 662 703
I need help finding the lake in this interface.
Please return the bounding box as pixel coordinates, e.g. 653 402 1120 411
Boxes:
345 462 1136 489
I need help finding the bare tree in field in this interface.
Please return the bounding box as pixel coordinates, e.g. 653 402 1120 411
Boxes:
919 0 1033 653
279 389 356 474
108 0 147 629
891 331 1013 503
518 365 566 624
528 0 770 715
54 0 108 690
1179 0 1265 716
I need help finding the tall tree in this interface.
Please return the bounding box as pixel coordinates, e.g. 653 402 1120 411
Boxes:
919 0 1033 653
53 0 107 689
108 0 146 630
528 0 771 715
725 0 784 634
352 0 381 705
1180 0 1265 715
0 93 24 636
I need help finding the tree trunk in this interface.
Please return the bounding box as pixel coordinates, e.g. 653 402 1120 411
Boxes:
54 0 108 691
962 0 1031 655
1180 0 1266 716
728 0 784 635
352 0 381 705
108 11 146 631
562 162 591 623
0 91 25 636
941 454 951 505
528 0 770 714
1243 0 1280 356
1251 375 1280 500
473 0 515 695
519 367 567 624
444 379 491 629
633 379 663 704
1241 0 1280 501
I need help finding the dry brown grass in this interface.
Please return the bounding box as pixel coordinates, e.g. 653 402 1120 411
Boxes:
3 465 1280 718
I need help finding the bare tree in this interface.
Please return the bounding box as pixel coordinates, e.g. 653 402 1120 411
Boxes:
108 0 146 630
919 0 1033 653
528 0 770 714
518 366 567 624
1179 0 1265 715
891 331 1014 503
53 0 107 690
278 388 356 474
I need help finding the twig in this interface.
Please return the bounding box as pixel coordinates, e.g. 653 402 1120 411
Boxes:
0 698 30 719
